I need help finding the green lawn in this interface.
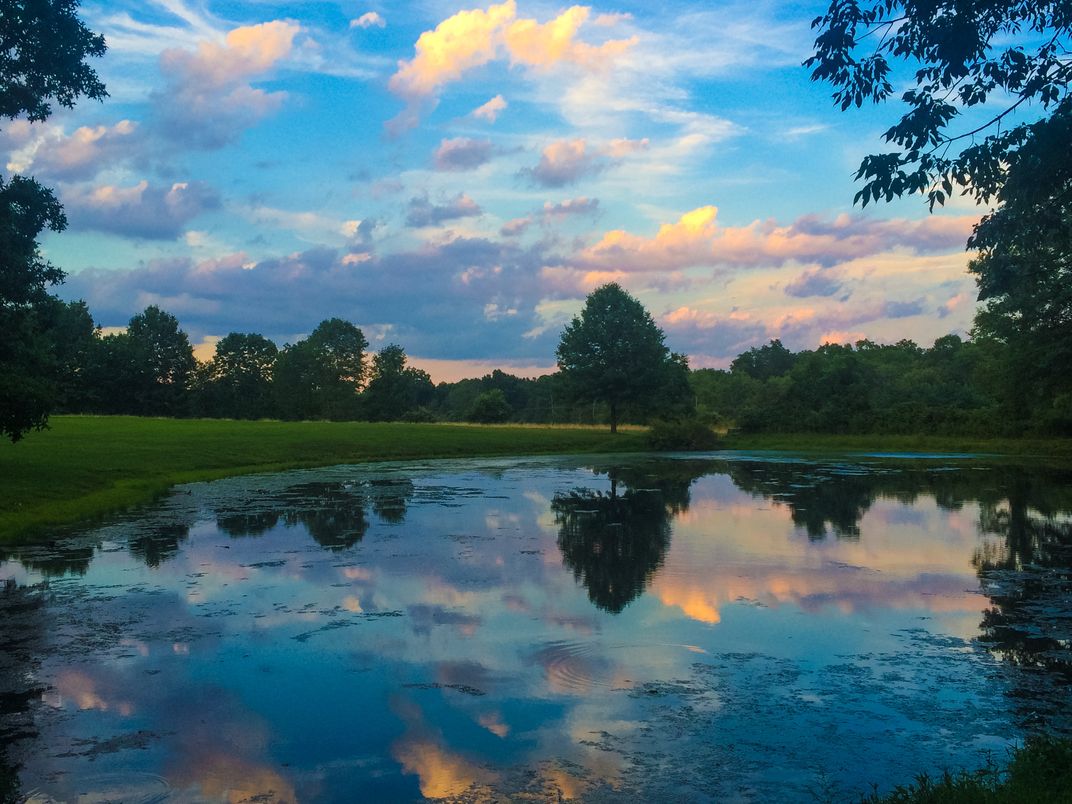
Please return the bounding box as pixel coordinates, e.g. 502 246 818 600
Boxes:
0 416 646 539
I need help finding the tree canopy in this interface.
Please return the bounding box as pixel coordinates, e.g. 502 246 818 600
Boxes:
0 0 106 441
556 283 691 433
806 1 1071 209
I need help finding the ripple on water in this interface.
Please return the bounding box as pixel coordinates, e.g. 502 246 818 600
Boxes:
533 640 712 694
24 773 171 803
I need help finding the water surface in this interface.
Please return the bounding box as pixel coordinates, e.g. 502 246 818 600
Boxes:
1 453 1070 802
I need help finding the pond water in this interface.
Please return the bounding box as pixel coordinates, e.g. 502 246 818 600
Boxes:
1 453 1070 802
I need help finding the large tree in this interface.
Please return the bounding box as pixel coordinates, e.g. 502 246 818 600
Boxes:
126 306 197 415
806 1 1071 209
361 344 433 422
200 332 278 419
0 0 106 441
273 319 368 421
967 104 1072 427
556 283 685 433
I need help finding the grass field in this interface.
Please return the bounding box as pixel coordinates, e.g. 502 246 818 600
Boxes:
0 416 646 539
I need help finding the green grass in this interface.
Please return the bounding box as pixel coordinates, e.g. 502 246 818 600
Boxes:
859 736 1072 803
723 432 1072 460
0 416 646 540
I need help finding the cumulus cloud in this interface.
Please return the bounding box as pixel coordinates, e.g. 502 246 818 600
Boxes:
153 21 301 149
4 120 139 181
433 138 495 171
405 193 482 227
521 137 648 187
350 12 386 29
387 1 635 129
471 94 507 122
525 138 600 187
578 206 979 272
64 180 220 240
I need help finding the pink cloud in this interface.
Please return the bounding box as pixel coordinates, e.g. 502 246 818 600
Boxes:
522 138 646 187
154 21 301 149
471 94 507 122
9 120 139 181
577 207 980 272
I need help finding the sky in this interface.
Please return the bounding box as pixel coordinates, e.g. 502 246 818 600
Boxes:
9 0 993 381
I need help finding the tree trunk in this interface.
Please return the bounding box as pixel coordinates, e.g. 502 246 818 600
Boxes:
609 401 618 434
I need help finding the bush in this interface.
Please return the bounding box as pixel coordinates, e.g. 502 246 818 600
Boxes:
401 406 437 423
468 389 511 423
647 418 721 451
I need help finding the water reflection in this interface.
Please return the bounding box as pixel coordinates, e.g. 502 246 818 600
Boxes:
0 455 1070 801
552 463 703 613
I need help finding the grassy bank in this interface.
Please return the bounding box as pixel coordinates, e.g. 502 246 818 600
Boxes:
859 736 1072 803
0 416 646 540
724 432 1072 460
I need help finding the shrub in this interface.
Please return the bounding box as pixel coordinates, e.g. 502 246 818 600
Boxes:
647 418 721 451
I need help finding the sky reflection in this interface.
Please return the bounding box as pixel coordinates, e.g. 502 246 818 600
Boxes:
2 455 1071 801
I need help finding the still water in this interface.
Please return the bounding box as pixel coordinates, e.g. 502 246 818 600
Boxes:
1 453 1070 802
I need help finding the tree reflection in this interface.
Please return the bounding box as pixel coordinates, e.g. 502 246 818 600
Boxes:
0 581 47 802
552 462 705 613
128 522 191 568
970 474 1072 734
213 478 417 550
0 536 99 578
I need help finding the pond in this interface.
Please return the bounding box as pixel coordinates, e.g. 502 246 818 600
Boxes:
1 453 1070 802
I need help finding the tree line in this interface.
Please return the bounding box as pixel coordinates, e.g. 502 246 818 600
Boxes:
33 291 1069 437
36 296 691 426
692 334 1070 437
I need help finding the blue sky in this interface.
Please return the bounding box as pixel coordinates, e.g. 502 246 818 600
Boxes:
10 0 992 380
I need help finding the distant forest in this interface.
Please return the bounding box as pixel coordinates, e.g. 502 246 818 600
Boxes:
35 298 1070 437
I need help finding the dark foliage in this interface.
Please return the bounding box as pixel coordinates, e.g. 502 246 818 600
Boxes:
807 1 1072 210
647 418 721 451
557 283 694 432
0 0 106 442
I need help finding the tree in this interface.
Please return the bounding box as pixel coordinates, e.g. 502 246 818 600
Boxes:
967 104 1072 429
362 344 434 421
467 388 511 423
556 283 682 433
272 319 368 420
125 306 197 415
730 339 796 380
201 332 278 419
0 0 106 441
306 318 368 420
806 1 1071 209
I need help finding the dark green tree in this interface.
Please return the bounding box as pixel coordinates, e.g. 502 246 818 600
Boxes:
125 306 196 415
0 0 106 441
967 105 1072 430
806 1 1071 209
467 388 511 423
362 343 434 421
40 298 98 411
272 340 325 421
200 332 278 419
730 339 796 380
272 319 368 420
306 318 368 420
556 283 681 433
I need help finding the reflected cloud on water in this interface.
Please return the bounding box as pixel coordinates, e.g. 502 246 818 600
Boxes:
0 455 1070 801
